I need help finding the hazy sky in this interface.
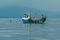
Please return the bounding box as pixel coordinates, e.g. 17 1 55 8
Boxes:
0 0 60 11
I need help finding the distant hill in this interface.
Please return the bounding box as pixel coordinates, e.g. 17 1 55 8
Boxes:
0 6 60 18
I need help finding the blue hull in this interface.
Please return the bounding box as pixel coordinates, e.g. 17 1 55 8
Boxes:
22 19 30 23
22 19 44 24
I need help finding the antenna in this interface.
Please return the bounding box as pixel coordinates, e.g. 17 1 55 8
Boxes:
28 11 31 18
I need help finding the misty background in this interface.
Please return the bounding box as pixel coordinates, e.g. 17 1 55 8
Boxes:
0 0 60 18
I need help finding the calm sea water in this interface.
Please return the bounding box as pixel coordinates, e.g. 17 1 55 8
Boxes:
0 18 60 40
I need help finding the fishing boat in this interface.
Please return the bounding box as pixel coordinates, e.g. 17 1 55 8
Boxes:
22 13 46 24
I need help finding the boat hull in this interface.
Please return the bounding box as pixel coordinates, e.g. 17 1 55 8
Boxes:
22 19 30 23
22 19 45 24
